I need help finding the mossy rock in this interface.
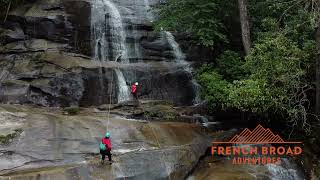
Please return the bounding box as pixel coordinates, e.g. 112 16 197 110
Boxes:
0 129 23 145
143 103 179 121
63 106 81 115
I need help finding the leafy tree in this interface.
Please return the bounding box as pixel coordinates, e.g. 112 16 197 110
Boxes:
194 0 316 133
215 50 245 81
154 0 232 47
196 65 229 110
228 34 314 132
196 51 244 111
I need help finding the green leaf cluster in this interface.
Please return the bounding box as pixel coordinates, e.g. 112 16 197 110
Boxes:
154 0 232 47
197 64 229 110
228 34 312 117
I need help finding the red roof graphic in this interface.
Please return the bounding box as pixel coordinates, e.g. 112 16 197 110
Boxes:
213 124 301 144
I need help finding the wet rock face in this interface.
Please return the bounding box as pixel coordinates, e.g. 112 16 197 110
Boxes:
0 53 118 107
0 104 209 180
2 0 176 60
4 0 92 55
0 0 199 107
0 52 196 106
122 64 196 105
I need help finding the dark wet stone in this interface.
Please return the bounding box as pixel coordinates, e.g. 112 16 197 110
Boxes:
0 0 200 107
0 104 210 180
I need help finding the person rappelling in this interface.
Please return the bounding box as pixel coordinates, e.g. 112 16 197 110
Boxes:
99 132 112 164
131 82 139 105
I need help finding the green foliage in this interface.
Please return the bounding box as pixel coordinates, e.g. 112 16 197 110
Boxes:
196 51 245 110
246 35 305 85
229 35 311 119
227 79 270 113
154 0 231 47
197 65 229 110
193 0 317 134
198 33 315 130
250 0 317 43
143 103 178 121
215 50 245 81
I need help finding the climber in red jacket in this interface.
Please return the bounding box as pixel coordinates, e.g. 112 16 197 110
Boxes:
100 132 112 164
131 82 139 104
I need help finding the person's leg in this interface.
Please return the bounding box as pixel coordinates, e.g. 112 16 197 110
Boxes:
134 93 139 106
100 150 106 162
132 92 138 105
107 150 112 161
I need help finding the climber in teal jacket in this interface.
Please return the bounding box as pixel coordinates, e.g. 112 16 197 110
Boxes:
99 132 112 164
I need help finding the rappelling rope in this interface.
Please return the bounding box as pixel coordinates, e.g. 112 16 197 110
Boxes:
105 67 127 180
129 55 172 179
104 64 170 179
140 103 173 180
106 67 114 131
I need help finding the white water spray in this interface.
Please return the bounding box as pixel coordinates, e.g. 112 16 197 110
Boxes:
143 0 155 21
164 31 186 62
91 0 128 63
115 69 131 102
91 0 131 103
164 31 201 104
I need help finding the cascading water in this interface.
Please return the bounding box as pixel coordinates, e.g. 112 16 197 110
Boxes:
143 0 155 21
115 68 131 102
164 31 186 63
91 0 131 103
164 31 202 104
91 0 201 104
91 0 128 62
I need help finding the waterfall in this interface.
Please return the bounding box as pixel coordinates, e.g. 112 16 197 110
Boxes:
164 31 186 62
91 0 200 104
115 69 131 102
91 0 128 63
164 31 201 105
142 1 201 105
91 0 131 103
143 0 155 21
